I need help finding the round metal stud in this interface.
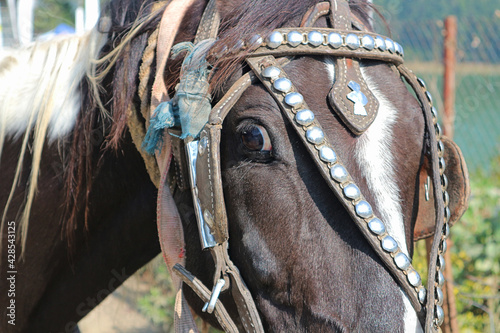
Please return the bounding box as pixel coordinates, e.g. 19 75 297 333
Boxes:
306 127 325 145
444 223 450 237
343 183 361 200
435 123 442 139
319 146 337 163
440 239 448 254
262 66 281 80
417 77 427 89
435 287 444 306
394 42 402 55
345 34 360 49
284 92 304 108
330 164 348 182
308 31 323 47
418 287 427 304
385 38 395 53
437 140 445 157
381 235 398 253
394 252 411 270
439 157 446 174
375 36 386 51
444 206 451 223
328 32 343 48
248 34 263 49
368 218 386 235
441 174 448 191
407 269 422 287
287 31 303 47
435 305 445 326
430 106 438 121
355 201 373 219
436 270 445 287
425 91 433 104
438 255 446 270
231 39 245 53
273 77 292 93
266 31 284 49
443 191 450 206
361 35 375 50
295 109 315 126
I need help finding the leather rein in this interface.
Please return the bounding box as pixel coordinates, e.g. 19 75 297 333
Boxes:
137 0 469 331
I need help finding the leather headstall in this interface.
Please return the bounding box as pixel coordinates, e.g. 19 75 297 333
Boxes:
154 0 471 332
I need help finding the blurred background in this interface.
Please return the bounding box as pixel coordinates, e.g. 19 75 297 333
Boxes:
1 0 498 332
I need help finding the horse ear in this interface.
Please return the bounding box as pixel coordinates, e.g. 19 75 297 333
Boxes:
413 137 471 241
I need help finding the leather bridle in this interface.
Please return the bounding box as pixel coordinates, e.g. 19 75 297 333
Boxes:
136 0 470 331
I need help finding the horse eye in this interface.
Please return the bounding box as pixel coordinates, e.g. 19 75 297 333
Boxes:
241 125 272 152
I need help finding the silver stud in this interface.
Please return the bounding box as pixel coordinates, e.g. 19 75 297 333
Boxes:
307 31 323 47
435 123 442 139
262 66 281 80
439 157 446 175
394 42 402 55
266 31 284 49
232 39 245 53
306 127 325 145
248 34 263 48
343 183 361 200
368 218 386 235
319 146 337 163
444 207 451 223
436 270 445 287
273 77 292 93
435 305 445 326
361 35 375 50
295 109 315 126
394 252 411 270
443 191 450 206
440 239 448 253
330 164 348 182
328 32 343 48
356 201 373 218
407 269 422 287
375 36 386 51
345 34 360 49
385 38 395 53
430 106 438 121
381 235 398 253
425 91 433 104
417 77 427 89
438 255 446 270
284 92 303 108
418 287 427 304
287 31 303 47
441 174 448 191
435 287 444 306
437 140 445 157
444 223 450 237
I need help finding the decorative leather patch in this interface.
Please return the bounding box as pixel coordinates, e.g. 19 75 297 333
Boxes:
328 58 379 135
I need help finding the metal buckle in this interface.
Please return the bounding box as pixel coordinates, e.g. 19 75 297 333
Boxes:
202 278 226 314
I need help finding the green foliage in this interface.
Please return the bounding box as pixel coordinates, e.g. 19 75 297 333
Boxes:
451 157 500 332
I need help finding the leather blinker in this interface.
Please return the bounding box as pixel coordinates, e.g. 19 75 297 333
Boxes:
414 136 470 241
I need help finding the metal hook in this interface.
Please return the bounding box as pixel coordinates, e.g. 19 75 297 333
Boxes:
202 278 226 314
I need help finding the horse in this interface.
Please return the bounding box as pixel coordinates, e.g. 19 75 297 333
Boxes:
0 0 470 332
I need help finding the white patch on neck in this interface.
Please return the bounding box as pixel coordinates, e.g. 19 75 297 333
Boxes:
0 26 106 141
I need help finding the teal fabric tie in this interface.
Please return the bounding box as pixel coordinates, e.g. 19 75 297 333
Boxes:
143 39 215 154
